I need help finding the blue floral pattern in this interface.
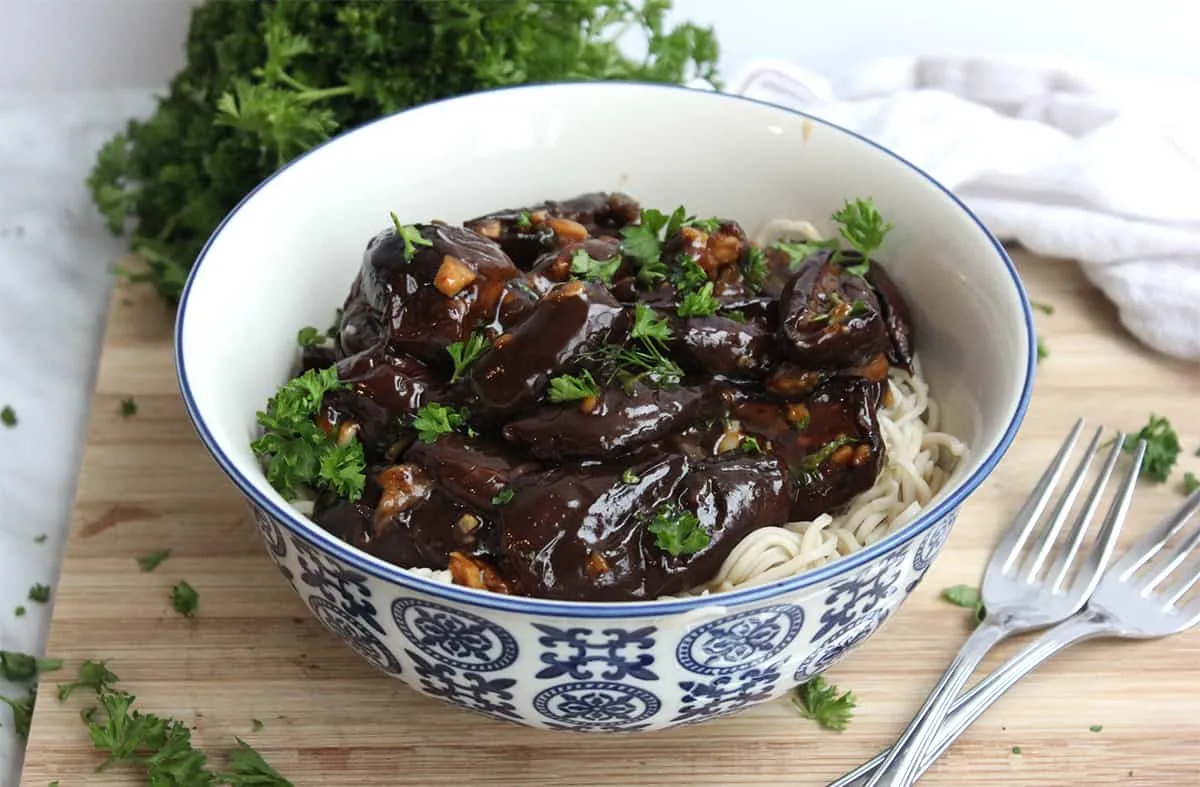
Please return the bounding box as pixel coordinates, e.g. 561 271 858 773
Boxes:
794 608 891 682
251 508 288 558
406 650 520 722
673 662 783 724
533 624 657 680
676 604 804 675
533 682 661 730
393 598 518 672
912 513 956 574
309 596 403 675
291 535 385 636
810 548 906 643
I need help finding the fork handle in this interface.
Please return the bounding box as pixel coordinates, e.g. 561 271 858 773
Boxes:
829 611 1113 787
860 618 1011 786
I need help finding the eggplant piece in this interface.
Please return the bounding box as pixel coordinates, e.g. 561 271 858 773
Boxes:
464 209 558 270
406 433 540 511
337 344 442 416
865 260 915 370
678 315 777 378
541 191 641 237
495 454 690 601
529 236 626 285
502 382 713 460
469 280 626 415
764 363 829 400
786 377 887 521
778 250 891 369
337 278 385 359
357 222 520 364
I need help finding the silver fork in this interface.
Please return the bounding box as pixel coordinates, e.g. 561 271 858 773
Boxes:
862 419 1145 786
836 488 1200 786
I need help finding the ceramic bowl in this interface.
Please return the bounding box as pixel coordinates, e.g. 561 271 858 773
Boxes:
175 82 1035 732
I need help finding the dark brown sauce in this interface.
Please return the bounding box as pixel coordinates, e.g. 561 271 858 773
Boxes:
302 193 915 602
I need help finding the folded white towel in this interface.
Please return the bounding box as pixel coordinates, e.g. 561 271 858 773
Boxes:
726 57 1200 362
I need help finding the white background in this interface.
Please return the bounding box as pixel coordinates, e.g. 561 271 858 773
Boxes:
1 0 1199 92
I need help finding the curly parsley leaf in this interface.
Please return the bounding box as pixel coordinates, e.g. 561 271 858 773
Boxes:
1123 414 1181 483
137 549 172 572
569 248 622 285
220 738 294 786
296 326 323 348
58 660 120 701
548 371 602 404
622 468 641 484
677 282 720 318
1 405 15 427
0 688 35 738
0 651 62 683
28 583 51 603
645 503 709 556
793 675 856 731
1185 471 1199 496
251 367 366 501
830 198 893 276
631 304 672 342
621 206 688 285
411 403 470 443
171 581 199 618
446 332 490 383
667 257 708 294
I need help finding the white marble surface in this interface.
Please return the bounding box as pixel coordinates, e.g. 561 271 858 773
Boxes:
0 88 155 784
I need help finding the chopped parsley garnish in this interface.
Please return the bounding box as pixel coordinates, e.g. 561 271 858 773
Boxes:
446 331 490 383
802 435 855 471
941 584 986 623
668 257 708 293
548 371 602 403
137 549 172 572
772 239 838 271
631 303 672 342
171 580 198 618
677 282 720 318
743 246 767 293
724 309 747 324
14 606 25 617
569 247 622 285
1183 471 1198 495
1031 300 1055 315
1037 335 1049 363
58 660 120 701
251 718 265 732
251 366 366 501
792 675 856 731
34 533 46 544
411 403 471 443
1123 414 1180 483
621 468 641 484
28 584 50 603
645 503 709 556
831 197 893 276
1011 745 1022 755
1 405 15 427
740 435 763 454
1089 724 1103 733
689 217 721 233
120 397 138 417
492 487 515 506
619 206 687 285
296 325 322 348
0 651 62 682
389 212 432 260
515 211 533 230
0 688 34 738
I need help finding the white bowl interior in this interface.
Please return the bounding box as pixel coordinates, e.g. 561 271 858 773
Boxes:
179 83 1031 584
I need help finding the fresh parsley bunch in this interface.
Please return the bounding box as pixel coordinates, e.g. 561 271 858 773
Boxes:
88 0 720 304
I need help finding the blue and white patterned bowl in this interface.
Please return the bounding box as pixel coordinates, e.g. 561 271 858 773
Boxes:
175 82 1035 732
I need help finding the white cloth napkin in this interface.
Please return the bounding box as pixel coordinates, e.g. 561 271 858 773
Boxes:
725 57 1200 362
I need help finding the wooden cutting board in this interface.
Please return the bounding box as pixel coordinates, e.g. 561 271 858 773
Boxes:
19 252 1200 786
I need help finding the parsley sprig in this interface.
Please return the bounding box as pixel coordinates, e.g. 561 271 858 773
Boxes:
586 304 683 388
644 502 709 556
446 331 490 383
411 403 472 443
389 212 432 260
676 282 720 318
1123 414 1181 483
569 248 622 285
619 206 687 285
251 367 366 502
548 371 602 403
772 238 838 271
831 198 893 276
792 675 856 731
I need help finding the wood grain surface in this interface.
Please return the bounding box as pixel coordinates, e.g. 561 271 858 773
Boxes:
18 252 1200 786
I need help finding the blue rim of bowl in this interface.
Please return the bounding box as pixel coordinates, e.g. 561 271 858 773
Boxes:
175 80 1036 618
